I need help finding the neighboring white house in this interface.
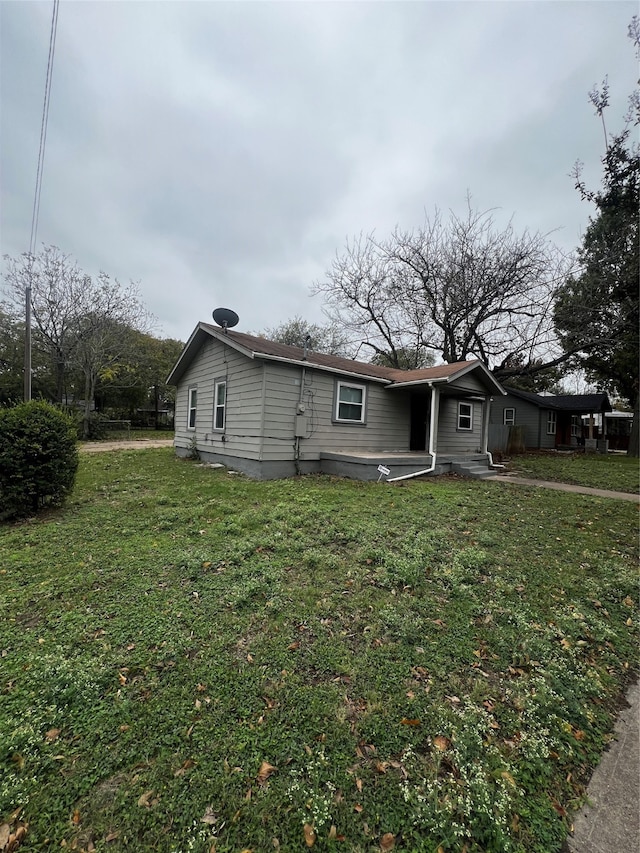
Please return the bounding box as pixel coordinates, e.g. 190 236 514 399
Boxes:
167 323 506 481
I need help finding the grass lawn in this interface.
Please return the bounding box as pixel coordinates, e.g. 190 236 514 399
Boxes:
1 450 638 852
506 452 639 494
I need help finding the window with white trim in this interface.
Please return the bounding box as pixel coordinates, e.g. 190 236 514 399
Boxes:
503 407 515 426
571 415 580 437
187 387 197 429
547 410 557 435
213 379 226 430
457 401 473 430
335 381 366 423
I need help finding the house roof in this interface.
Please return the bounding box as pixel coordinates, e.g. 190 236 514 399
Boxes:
503 385 612 413
167 323 506 396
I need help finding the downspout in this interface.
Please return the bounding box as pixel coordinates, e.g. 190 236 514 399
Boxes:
387 385 438 482
482 395 505 469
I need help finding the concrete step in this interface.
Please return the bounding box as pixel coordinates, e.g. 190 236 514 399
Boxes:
452 463 495 480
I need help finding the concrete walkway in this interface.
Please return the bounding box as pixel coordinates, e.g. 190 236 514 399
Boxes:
566 680 639 853
489 474 640 503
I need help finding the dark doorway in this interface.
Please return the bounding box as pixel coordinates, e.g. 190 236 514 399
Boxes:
410 395 429 451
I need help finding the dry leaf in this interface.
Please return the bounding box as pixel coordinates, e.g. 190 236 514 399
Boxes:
303 823 316 847
0 825 10 848
257 761 277 785
137 790 157 808
328 825 337 840
356 778 363 792
400 718 421 726
354 803 363 813
201 806 217 825
380 833 396 851
45 728 61 742
105 831 119 843
433 735 451 752
71 809 81 825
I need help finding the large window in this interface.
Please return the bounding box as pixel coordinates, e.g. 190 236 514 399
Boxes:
503 407 515 426
547 410 557 435
213 379 226 430
335 381 366 423
187 387 197 429
457 401 473 431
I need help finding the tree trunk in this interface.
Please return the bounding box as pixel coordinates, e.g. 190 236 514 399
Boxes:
627 394 639 458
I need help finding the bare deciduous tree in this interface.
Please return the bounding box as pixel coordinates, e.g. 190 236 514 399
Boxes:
2 246 151 435
313 202 574 374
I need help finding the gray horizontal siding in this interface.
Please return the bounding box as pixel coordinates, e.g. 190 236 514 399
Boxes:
174 342 265 461
271 367 410 459
436 397 483 453
489 394 549 449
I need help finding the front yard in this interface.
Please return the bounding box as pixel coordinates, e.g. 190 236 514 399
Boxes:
1 449 638 852
506 452 639 494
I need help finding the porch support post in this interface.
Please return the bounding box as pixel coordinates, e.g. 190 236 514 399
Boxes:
481 395 491 454
428 385 439 455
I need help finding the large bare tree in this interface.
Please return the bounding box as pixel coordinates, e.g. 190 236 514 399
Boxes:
313 202 574 374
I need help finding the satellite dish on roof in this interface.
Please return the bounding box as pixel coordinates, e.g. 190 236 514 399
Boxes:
212 307 239 332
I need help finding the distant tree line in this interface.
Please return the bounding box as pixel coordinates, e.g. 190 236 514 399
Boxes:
1 246 183 437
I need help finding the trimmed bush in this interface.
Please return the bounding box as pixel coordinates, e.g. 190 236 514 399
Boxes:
0 401 79 519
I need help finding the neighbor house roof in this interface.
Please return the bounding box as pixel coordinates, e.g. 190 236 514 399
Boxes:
503 386 611 413
167 323 506 395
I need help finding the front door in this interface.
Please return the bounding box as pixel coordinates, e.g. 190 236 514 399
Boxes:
410 395 429 451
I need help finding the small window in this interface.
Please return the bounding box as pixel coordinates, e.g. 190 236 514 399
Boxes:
571 415 580 437
213 379 226 430
503 407 515 426
547 411 557 435
335 381 366 423
188 387 197 429
457 401 473 431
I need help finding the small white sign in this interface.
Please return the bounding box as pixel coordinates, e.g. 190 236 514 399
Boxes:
377 465 391 476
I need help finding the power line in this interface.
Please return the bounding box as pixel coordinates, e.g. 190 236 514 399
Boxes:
25 0 60 402
29 0 60 256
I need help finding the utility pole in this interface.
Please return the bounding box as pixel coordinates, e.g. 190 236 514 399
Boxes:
24 283 32 401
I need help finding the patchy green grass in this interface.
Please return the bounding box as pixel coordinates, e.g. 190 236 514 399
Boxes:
507 452 639 494
1 449 638 852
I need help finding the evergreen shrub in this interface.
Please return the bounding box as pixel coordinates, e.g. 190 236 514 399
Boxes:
0 401 79 519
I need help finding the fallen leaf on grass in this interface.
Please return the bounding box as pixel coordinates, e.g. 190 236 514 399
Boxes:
303 823 316 847
45 728 61 742
433 736 451 752
380 833 396 851
137 791 158 808
71 810 81 825
104 831 119 843
201 806 217 825
0 820 28 853
400 718 421 726
174 759 195 777
257 761 277 785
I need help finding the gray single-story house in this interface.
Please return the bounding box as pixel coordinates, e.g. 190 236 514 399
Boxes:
167 322 507 481
489 386 612 452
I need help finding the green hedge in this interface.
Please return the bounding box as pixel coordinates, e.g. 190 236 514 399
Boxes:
0 401 79 519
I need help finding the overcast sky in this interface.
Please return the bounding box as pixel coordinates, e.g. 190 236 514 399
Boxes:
1 0 637 344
